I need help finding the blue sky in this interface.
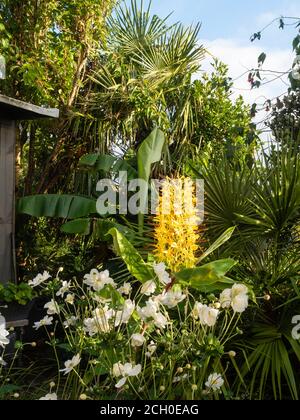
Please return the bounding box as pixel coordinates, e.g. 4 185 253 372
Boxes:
141 0 299 49
124 0 300 123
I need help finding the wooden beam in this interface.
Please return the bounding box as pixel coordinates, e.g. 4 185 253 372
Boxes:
0 94 59 120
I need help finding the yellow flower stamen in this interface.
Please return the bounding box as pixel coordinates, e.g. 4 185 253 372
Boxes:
153 177 203 272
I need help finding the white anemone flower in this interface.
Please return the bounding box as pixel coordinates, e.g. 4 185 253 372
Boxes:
0 321 9 347
63 316 78 328
83 269 116 292
141 280 156 296
137 298 168 329
112 362 142 388
60 354 81 375
131 333 146 347
56 281 71 297
83 318 99 336
137 298 159 320
33 315 53 330
114 300 135 327
219 288 232 309
231 284 249 313
153 312 168 329
65 293 75 305
44 299 60 315
220 284 249 313
84 306 115 336
28 271 51 288
157 289 186 308
194 303 219 327
153 262 172 286
205 373 224 391
145 341 157 357
117 283 132 296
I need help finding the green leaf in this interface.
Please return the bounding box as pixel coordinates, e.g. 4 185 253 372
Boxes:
293 35 300 51
107 228 155 283
79 153 99 166
0 384 21 397
111 159 138 180
198 227 236 262
55 343 72 352
258 52 266 66
137 128 165 181
251 32 261 42
17 195 96 219
137 128 165 229
79 154 137 179
94 219 137 242
279 18 285 30
202 258 237 275
175 259 236 292
60 218 91 235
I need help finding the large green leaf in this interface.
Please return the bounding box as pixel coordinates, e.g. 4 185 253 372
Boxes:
198 227 236 263
79 153 100 167
175 259 236 292
17 195 96 219
94 220 138 243
137 128 165 181
79 154 137 179
60 218 139 245
60 218 91 235
107 228 155 283
137 128 165 229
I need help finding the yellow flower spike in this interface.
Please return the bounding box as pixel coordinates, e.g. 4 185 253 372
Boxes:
153 177 203 273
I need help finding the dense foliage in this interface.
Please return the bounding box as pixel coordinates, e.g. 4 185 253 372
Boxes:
0 0 299 402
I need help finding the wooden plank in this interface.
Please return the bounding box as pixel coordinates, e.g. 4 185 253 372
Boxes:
0 302 31 328
6 319 29 328
0 94 59 120
0 121 15 283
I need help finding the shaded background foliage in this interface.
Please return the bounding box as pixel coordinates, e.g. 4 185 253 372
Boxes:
2 0 300 400
0 0 253 281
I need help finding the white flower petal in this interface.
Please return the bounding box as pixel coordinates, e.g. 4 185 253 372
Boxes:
115 377 127 389
39 393 57 400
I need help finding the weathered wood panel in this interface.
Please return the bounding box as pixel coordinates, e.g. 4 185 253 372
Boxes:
0 94 59 120
0 121 15 283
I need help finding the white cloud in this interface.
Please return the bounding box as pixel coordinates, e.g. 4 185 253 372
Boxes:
256 11 279 26
199 38 294 131
256 2 300 26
